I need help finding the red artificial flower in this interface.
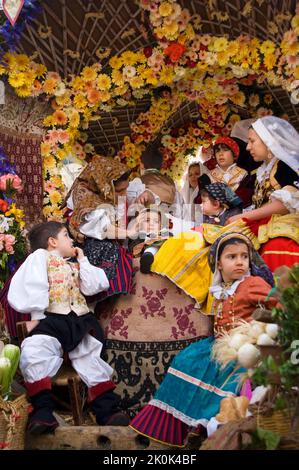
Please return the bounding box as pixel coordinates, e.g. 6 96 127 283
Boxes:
164 43 186 62
143 46 153 58
0 199 9 213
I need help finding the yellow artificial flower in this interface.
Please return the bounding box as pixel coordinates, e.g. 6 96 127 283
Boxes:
23 71 36 86
159 66 175 84
73 94 88 109
42 205 53 218
294 66 299 80
49 191 62 205
71 77 85 91
109 56 123 70
230 91 246 106
51 175 64 187
260 40 276 55
41 142 52 156
121 51 138 66
185 24 195 41
44 155 57 169
43 115 55 127
0 64 6 75
97 74 111 90
14 54 30 71
99 90 111 102
159 2 173 16
8 72 25 87
217 51 230 66
212 37 229 52
291 14 299 34
15 84 32 97
226 41 239 57
163 21 179 37
4 52 17 70
112 69 125 86
264 53 276 70
56 149 67 160
81 66 97 82
34 63 47 78
56 92 71 107
130 76 144 89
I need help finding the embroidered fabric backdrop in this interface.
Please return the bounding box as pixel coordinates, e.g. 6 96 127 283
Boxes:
0 87 50 227
99 259 212 416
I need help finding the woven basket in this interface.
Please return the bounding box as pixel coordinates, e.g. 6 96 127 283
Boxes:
0 394 29 450
251 403 299 449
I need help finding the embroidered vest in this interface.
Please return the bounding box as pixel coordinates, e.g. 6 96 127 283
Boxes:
210 166 247 192
47 254 89 315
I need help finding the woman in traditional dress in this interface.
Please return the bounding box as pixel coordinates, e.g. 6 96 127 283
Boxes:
226 116 299 270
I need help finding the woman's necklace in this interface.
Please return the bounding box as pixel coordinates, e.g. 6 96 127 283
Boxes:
253 158 277 208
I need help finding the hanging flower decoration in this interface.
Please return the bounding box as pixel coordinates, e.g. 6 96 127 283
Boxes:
0 147 26 289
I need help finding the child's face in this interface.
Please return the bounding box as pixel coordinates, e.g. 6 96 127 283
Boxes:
218 242 250 283
188 165 201 189
139 211 161 234
49 227 75 258
215 145 235 169
201 195 221 216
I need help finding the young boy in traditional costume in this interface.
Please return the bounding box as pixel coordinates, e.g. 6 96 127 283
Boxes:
210 136 248 193
8 221 130 434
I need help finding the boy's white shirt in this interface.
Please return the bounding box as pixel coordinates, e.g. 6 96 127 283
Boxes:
7 249 109 321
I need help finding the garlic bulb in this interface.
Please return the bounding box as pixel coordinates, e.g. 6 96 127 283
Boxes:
248 321 266 340
257 333 276 346
229 333 249 350
265 324 279 340
237 343 261 368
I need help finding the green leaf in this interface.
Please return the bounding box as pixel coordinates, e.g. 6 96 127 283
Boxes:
256 427 280 450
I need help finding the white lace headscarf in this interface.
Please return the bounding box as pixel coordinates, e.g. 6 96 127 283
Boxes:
231 118 255 143
252 116 299 174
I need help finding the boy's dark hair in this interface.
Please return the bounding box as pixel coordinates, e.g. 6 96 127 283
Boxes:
28 221 65 252
141 145 163 170
218 237 250 260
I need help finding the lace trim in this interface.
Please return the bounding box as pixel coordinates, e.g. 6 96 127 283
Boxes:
270 189 299 214
149 399 210 428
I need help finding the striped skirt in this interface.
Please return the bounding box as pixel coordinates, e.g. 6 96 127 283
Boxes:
130 337 244 446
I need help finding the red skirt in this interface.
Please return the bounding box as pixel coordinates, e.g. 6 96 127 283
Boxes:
244 217 299 271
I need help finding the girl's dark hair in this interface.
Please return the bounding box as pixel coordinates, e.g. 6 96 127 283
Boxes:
28 221 65 252
114 170 131 185
214 143 231 154
218 237 250 260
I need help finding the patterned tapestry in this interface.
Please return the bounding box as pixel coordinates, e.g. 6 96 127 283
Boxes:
98 259 213 417
0 86 50 227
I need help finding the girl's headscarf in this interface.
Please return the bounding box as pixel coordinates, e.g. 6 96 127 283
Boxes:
68 155 130 242
180 161 206 204
208 232 274 299
251 116 299 173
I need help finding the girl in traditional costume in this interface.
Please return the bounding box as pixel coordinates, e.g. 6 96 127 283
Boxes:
130 233 277 447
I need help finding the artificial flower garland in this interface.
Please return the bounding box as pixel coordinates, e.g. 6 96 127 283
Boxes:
0 0 297 218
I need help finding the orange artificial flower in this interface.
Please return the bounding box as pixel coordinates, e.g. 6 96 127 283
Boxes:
164 43 186 62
